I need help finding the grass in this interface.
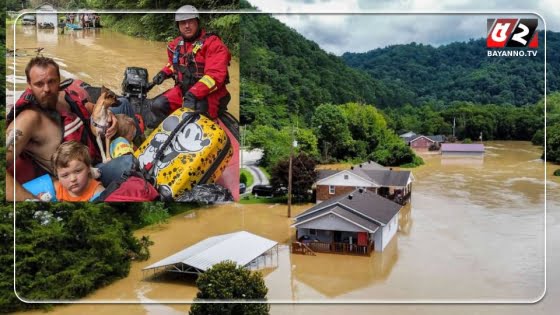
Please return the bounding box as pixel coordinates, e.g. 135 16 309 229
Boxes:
240 168 254 187
238 195 287 204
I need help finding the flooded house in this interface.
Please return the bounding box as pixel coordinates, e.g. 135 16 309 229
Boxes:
408 135 445 151
291 188 401 255
315 163 414 205
35 3 57 28
441 143 485 156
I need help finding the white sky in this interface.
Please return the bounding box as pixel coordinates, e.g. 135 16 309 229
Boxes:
247 0 560 55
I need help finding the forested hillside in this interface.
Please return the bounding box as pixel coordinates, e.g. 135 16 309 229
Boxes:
342 32 560 107
240 0 557 168
240 4 386 125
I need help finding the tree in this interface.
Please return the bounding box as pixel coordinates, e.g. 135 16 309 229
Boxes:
270 152 317 201
312 104 353 160
547 124 560 163
190 261 269 315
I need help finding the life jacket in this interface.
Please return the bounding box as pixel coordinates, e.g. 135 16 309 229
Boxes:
7 83 101 181
170 32 230 94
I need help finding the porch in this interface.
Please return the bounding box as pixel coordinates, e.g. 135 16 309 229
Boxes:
292 240 374 256
378 188 411 205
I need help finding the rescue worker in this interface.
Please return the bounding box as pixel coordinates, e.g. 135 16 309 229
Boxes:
148 5 231 127
147 5 240 201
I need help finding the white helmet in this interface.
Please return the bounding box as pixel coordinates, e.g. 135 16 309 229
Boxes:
175 5 199 22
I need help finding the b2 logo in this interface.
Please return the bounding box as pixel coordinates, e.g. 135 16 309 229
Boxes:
487 18 538 48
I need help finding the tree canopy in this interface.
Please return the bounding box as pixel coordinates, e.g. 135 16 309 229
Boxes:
190 260 269 315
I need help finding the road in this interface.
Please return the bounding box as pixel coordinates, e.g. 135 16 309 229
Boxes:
241 149 269 195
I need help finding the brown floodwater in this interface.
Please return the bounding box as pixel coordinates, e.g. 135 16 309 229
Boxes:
6 24 239 118
14 141 558 315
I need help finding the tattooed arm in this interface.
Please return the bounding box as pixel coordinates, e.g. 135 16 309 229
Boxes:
6 110 42 201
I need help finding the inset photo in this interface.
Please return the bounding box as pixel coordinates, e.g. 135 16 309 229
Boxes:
6 4 240 203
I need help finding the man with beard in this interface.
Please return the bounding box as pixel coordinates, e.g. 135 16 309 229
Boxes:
6 57 126 201
147 5 232 126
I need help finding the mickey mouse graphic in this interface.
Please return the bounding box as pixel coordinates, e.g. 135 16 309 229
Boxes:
138 112 211 179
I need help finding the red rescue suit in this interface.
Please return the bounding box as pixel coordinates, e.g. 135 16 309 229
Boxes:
154 29 231 120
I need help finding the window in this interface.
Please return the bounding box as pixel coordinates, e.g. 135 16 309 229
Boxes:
309 229 317 235
329 185 335 194
344 174 349 180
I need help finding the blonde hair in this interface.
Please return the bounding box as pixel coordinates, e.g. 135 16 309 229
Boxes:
52 141 92 177
115 114 136 139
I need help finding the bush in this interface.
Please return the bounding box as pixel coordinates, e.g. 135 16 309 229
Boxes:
554 169 560 176
190 261 269 315
13 202 146 302
138 202 169 226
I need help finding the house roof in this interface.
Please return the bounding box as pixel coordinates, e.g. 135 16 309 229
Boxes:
143 231 277 272
294 189 401 226
441 143 485 152
427 135 445 142
361 169 412 187
317 167 412 187
317 169 339 180
295 205 381 233
409 134 445 143
409 135 436 144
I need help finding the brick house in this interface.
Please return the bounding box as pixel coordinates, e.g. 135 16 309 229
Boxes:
408 135 445 151
315 163 414 205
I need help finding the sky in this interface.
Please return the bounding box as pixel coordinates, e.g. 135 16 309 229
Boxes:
247 0 560 55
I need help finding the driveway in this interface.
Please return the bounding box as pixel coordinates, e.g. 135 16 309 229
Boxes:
241 149 269 194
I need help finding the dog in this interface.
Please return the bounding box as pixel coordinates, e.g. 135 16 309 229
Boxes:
90 86 118 163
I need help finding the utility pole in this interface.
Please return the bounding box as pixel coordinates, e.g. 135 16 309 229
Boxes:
453 117 456 138
288 125 295 218
240 125 244 168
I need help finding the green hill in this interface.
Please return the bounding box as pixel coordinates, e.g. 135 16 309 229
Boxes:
342 31 560 107
240 8 387 125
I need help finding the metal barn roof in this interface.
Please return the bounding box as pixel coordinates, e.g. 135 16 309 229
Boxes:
143 231 278 273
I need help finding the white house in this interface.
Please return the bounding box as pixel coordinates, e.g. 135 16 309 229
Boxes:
292 189 401 254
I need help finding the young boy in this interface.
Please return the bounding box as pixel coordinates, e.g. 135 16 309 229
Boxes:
52 141 105 201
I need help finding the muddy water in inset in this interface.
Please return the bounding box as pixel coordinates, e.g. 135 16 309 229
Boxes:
15 141 553 314
6 25 239 118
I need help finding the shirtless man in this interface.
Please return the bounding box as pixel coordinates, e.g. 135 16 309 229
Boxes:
6 57 119 201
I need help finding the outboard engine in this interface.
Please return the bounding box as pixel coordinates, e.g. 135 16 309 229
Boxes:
122 67 149 99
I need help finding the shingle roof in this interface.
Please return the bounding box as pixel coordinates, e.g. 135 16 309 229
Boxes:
317 167 412 187
295 189 401 226
361 169 411 187
441 143 485 152
427 135 445 142
409 135 445 144
316 169 339 180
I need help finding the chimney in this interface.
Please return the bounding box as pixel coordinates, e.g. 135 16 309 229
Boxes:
359 164 362 168
348 194 353 200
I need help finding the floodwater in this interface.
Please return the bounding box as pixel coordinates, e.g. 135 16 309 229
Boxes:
5 24 239 118
14 141 558 315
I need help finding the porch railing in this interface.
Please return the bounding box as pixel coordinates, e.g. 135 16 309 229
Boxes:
292 241 373 256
